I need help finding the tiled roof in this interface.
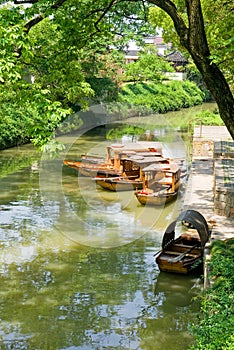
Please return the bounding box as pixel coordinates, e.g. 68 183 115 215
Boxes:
166 51 187 62
154 37 164 45
125 50 139 56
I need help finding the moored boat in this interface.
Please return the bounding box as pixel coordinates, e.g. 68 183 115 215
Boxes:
63 142 163 177
135 163 181 206
155 209 211 274
94 153 171 191
95 176 144 191
63 159 117 177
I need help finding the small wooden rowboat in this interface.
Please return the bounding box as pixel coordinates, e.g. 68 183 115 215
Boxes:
155 209 210 274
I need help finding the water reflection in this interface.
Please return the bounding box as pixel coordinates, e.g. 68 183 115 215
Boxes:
0 239 200 349
0 119 203 349
37 154 182 248
138 272 202 350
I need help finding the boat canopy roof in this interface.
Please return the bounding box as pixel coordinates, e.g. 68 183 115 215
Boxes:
162 209 210 249
122 155 168 165
143 162 180 173
108 142 163 154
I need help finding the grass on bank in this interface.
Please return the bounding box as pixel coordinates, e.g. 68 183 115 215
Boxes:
0 79 224 150
190 239 234 350
114 80 223 130
118 80 205 113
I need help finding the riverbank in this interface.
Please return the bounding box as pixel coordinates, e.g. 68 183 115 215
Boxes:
181 125 233 287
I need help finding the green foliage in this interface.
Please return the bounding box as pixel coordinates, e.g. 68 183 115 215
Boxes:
186 62 213 101
0 0 232 149
0 4 30 83
190 239 234 350
192 110 224 127
27 19 95 108
202 0 234 87
148 5 184 51
149 0 234 92
0 82 72 151
119 81 205 113
86 77 119 103
123 45 174 82
0 1 140 150
106 125 146 139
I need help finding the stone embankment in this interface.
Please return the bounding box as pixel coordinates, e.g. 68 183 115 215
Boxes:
182 126 234 287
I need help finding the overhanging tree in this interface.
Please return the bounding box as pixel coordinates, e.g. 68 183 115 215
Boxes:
147 0 234 138
0 0 233 141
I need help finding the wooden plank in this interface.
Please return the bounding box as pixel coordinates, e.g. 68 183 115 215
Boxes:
174 243 198 249
171 243 199 263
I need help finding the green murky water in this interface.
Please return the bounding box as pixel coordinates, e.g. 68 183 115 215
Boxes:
0 114 204 349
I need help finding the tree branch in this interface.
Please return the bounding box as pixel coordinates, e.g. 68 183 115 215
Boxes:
13 0 39 3
147 0 189 48
92 0 117 32
24 0 68 33
24 15 43 33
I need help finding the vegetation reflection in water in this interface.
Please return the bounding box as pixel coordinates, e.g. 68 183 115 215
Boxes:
0 119 203 350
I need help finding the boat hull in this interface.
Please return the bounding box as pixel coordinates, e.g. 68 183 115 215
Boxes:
156 234 204 274
155 209 210 275
156 254 203 274
95 178 143 192
63 160 119 177
135 190 178 206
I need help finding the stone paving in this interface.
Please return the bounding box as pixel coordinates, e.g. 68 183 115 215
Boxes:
180 126 233 288
182 126 234 242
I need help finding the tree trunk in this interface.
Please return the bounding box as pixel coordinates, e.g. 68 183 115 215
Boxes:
191 55 234 139
150 0 234 139
185 0 234 139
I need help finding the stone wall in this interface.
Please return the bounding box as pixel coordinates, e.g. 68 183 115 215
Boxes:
214 157 234 218
193 139 234 218
193 139 214 158
214 186 234 217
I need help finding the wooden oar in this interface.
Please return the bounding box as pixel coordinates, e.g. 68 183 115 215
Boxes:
153 239 174 257
153 249 162 257
171 243 199 263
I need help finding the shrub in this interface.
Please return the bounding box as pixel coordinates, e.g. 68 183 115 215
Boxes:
193 110 224 126
190 239 234 350
118 81 205 114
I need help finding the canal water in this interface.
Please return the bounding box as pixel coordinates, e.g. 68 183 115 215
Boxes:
0 109 207 349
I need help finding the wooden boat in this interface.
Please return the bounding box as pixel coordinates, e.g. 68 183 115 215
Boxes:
95 176 144 191
63 142 163 177
93 154 171 191
63 159 118 178
155 209 210 274
135 163 181 205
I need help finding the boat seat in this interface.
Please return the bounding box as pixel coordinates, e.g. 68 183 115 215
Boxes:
164 251 181 255
174 243 200 249
181 231 200 240
165 253 198 262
